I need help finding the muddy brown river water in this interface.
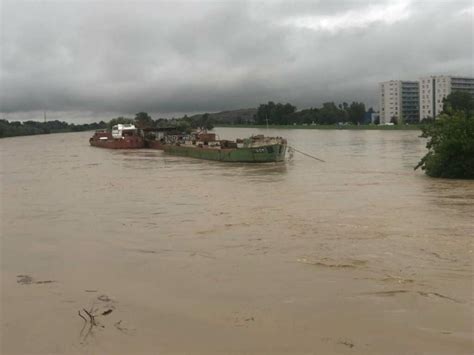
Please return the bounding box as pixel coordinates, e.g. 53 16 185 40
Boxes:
1 128 473 354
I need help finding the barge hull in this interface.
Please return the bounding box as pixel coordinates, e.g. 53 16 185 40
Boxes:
163 144 286 162
89 138 144 149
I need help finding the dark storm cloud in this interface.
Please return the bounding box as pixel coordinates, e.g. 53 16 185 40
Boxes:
1 0 472 120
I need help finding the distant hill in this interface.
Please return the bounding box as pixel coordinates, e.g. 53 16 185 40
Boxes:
189 108 257 124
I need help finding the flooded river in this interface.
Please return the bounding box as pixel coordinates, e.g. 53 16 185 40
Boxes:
1 128 473 354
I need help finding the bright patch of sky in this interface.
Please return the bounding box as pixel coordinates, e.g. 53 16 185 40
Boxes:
284 0 412 33
458 5 473 16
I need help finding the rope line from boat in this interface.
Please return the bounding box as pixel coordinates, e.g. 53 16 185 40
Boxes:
288 146 326 162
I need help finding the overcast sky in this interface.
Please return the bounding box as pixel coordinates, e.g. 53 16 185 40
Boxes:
1 0 473 122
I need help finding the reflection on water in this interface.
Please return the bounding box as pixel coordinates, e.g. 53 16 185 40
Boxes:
1 128 473 355
112 146 289 180
220 162 288 179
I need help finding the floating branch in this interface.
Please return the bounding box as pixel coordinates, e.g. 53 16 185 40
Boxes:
82 308 97 326
78 310 87 322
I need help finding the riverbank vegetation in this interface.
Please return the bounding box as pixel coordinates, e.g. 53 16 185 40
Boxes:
0 111 215 139
255 101 369 125
189 101 374 126
0 119 106 138
415 92 474 179
108 112 215 132
3 93 469 140
215 123 420 130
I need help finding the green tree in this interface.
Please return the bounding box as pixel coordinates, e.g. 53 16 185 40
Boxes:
442 91 473 116
256 101 296 125
415 112 474 178
256 101 275 124
193 113 214 130
134 112 153 129
348 102 366 124
318 102 344 124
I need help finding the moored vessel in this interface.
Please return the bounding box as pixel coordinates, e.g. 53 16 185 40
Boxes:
89 124 145 149
146 131 287 162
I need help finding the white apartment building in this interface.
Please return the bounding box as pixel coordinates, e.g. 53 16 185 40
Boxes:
379 80 419 124
379 81 398 124
419 76 474 119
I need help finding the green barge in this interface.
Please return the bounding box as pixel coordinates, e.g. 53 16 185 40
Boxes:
147 132 287 162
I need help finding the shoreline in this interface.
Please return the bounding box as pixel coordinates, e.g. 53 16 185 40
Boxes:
0 129 96 139
0 124 422 139
215 124 422 130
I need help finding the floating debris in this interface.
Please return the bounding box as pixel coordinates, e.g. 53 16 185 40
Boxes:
16 275 33 285
102 309 113 316
296 258 366 269
361 289 462 303
114 320 134 333
417 291 460 303
16 275 56 285
81 308 97 326
97 294 112 302
380 275 415 284
363 290 409 297
338 339 355 348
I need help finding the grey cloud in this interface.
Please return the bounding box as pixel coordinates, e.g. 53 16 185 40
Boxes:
1 0 472 121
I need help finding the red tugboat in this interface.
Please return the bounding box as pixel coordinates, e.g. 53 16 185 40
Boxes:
89 124 145 149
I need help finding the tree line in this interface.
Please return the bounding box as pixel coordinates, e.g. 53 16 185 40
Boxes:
255 101 369 125
0 119 106 138
108 112 215 131
0 111 215 139
111 102 371 129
